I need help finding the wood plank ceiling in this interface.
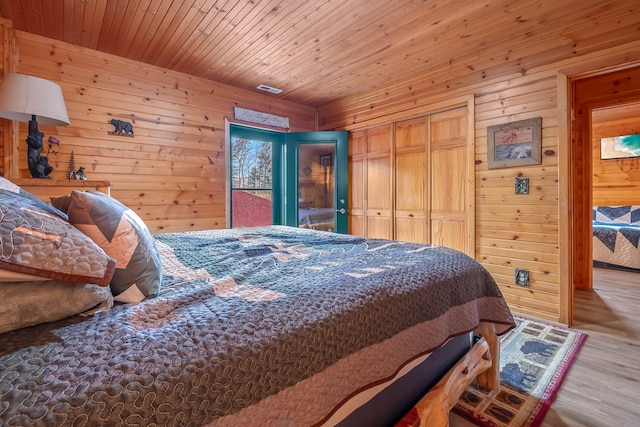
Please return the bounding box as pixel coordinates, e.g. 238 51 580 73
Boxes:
0 0 636 107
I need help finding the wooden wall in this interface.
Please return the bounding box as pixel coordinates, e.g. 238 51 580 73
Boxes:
0 22 5 171
1 18 17 175
316 7 640 322
592 103 640 206
0 24 316 233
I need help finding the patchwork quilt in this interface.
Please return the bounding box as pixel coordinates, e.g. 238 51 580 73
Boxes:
0 226 514 426
593 206 640 269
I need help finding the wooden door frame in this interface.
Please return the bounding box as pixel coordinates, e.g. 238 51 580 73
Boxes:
560 62 640 326
559 72 595 327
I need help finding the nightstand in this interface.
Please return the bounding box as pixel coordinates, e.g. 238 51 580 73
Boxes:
12 178 111 203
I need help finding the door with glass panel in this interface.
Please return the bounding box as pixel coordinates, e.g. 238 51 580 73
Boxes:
229 125 283 228
229 125 347 233
284 131 348 234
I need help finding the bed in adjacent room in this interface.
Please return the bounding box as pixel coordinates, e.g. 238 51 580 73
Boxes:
0 179 515 427
592 205 640 270
298 203 335 231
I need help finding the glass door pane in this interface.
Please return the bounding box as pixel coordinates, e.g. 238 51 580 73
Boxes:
232 189 272 227
298 143 335 232
230 137 273 228
284 131 348 233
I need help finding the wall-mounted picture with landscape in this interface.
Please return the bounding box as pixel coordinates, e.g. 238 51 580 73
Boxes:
600 133 640 160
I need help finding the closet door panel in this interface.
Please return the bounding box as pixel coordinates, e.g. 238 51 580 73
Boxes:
367 125 393 154
367 216 393 240
431 147 466 213
395 150 427 243
432 219 466 251
429 108 469 254
349 131 365 236
395 117 428 243
349 159 365 236
396 151 425 211
365 124 393 239
366 155 393 238
396 217 425 243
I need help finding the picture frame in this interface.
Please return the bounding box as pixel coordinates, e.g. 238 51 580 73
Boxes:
487 117 542 169
600 133 640 160
319 153 333 168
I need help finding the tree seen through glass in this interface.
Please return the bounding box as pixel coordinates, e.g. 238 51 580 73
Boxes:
232 138 272 189
231 137 273 227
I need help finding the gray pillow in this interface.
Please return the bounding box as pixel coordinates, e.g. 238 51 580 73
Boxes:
0 279 113 334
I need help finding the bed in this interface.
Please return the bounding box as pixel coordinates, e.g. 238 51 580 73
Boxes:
298 204 335 231
592 206 640 270
0 181 515 426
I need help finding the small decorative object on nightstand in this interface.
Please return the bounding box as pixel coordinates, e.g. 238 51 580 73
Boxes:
70 167 87 180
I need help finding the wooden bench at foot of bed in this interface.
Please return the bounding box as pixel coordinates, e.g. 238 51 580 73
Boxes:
413 322 500 427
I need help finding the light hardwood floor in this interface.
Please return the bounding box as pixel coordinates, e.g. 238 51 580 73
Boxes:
450 267 640 427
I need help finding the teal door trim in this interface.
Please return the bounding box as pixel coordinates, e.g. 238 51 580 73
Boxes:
284 131 349 233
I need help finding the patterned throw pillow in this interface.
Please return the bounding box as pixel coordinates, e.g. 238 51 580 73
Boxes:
49 194 72 214
0 176 68 219
59 190 162 303
0 190 116 285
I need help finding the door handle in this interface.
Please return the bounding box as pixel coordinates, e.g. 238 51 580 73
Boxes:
336 208 347 215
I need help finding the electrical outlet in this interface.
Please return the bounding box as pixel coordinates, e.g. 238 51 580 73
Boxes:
515 268 529 286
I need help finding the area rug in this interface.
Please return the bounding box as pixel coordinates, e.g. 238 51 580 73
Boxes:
396 315 587 427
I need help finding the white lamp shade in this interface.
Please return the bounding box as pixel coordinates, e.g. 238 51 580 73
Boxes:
0 73 70 126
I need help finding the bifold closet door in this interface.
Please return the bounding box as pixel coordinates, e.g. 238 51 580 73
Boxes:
429 107 469 254
348 130 365 236
365 124 394 240
395 117 428 243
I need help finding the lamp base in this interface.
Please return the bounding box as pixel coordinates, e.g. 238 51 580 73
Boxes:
26 116 53 179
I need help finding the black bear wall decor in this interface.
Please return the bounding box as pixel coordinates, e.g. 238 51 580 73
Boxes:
108 119 134 136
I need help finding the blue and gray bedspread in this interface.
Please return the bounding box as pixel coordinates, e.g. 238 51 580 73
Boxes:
0 226 514 426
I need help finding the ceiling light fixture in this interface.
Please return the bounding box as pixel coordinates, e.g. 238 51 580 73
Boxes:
256 84 283 94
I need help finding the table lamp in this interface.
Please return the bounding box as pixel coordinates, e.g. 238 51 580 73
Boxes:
0 73 70 178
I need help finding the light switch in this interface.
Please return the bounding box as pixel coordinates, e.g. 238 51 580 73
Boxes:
515 268 529 286
515 177 529 194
